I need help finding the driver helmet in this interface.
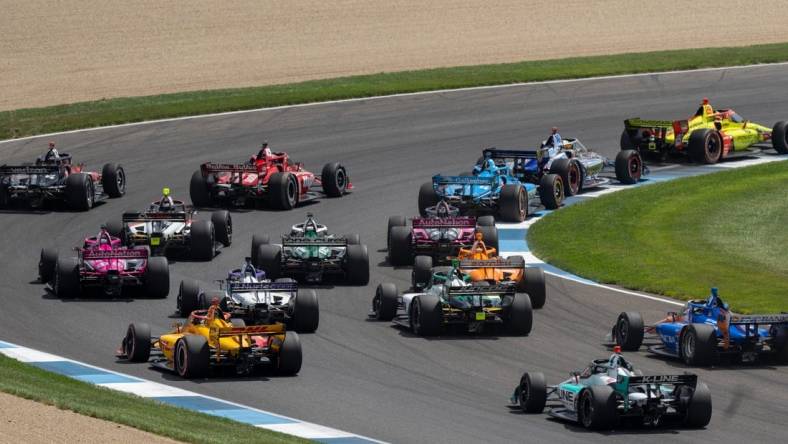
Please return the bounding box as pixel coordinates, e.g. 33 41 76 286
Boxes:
241 257 256 278
435 200 450 217
159 187 173 211
551 127 559 134
97 224 112 247
303 213 319 237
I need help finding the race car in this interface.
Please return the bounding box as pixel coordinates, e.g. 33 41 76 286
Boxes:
370 262 533 336
252 213 369 284
622 98 788 163
189 147 351 209
608 288 788 366
387 199 498 266
109 188 232 261
176 258 319 333
38 227 169 298
419 155 557 221
512 347 712 429
410 232 547 308
117 299 302 377
0 154 125 210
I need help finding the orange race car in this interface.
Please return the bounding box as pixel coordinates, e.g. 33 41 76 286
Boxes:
411 232 546 308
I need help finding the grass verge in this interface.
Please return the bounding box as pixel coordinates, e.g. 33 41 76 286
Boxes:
528 161 788 313
0 353 307 444
3 42 788 140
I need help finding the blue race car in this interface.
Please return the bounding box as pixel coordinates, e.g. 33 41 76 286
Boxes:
608 288 788 366
418 155 563 222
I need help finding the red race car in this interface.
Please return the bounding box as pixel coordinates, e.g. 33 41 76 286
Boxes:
189 147 351 209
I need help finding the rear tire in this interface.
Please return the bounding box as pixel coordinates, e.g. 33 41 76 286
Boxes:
538 174 563 210
418 182 439 217
124 323 151 362
373 283 398 321
189 170 211 207
256 244 282 279
476 225 498 252
268 172 298 210
620 130 635 150
518 372 547 413
177 279 202 317
615 312 644 351
522 267 546 309
773 121 788 154
388 226 412 266
55 257 80 298
189 220 215 261
321 162 348 197
615 150 643 184
476 215 495 227
551 158 583 196
250 234 270 265
101 163 126 198
292 289 319 333
39 248 58 283
175 336 210 379
277 332 303 375
387 216 406 251
143 256 169 298
684 382 712 428
211 210 232 247
505 293 533 336
65 173 94 211
681 324 717 366
498 183 527 222
578 385 617 430
105 219 124 240
343 233 360 245
411 294 441 336
412 255 433 288
346 244 369 285
688 129 723 164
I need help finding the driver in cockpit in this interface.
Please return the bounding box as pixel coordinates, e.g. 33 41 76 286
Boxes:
96 225 113 249
154 187 175 211
302 213 320 237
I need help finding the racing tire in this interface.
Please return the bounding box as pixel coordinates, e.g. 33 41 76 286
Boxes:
321 162 348 197
105 219 125 241
0 184 8 208
65 173 94 211
175 335 209 379
615 312 644 351
615 150 643 185
38 248 58 283
412 255 433 288
773 121 788 154
343 233 360 245
388 226 413 266
578 385 617 430
681 323 717 366
411 294 442 336
476 225 498 252
373 283 398 321
124 323 151 362
684 381 712 428
268 172 298 210
518 372 547 413
551 158 583 196
143 256 170 299
211 210 232 247
475 215 495 227
688 129 723 164
202 290 224 309
292 289 319 333
277 332 303 376
387 216 406 251
521 267 546 309
498 183 527 222
504 293 533 336
101 163 126 198
189 170 212 207
190 220 215 261
250 234 270 265
54 257 80 298
538 173 563 210
346 244 370 285
775 326 788 364
177 279 202 317
620 130 636 150
418 182 439 217
275 277 297 283
256 244 282 279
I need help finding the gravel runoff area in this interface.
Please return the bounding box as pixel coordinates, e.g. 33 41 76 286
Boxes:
0 391 179 444
3 0 788 111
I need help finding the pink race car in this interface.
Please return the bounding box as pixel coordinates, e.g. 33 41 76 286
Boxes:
38 228 169 298
387 200 498 266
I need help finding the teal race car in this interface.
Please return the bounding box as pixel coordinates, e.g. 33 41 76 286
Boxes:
512 348 711 430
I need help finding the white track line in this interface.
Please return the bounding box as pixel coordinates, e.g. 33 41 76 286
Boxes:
3 61 788 145
544 271 684 307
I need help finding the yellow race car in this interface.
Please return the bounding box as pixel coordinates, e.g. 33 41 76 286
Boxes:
117 299 301 377
622 98 788 164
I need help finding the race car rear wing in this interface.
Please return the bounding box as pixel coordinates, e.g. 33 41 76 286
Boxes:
82 249 148 260
446 284 513 296
623 118 675 129
481 148 540 160
228 282 298 294
122 211 188 223
729 313 788 325
432 175 497 187
211 323 285 343
281 236 348 247
200 162 258 174
459 258 523 269
623 374 697 388
0 165 60 176
412 216 476 229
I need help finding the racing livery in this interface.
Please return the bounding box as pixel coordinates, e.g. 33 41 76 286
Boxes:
38 227 169 299
117 299 302 377
387 199 498 266
608 288 788 365
622 98 788 163
0 154 125 210
370 261 533 336
512 348 712 429
252 213 369 284
176 258 319 333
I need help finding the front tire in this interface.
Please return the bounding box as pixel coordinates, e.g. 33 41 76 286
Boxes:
498 183 527 222
373 283 398 321
123 323 151 362
518 372 547 413
538 174 563 210
55 257 80 298
39 248 58 283
773 121 788 154
321 162 348 197
101 163 126 198
615 312 644 351
615 150 642 184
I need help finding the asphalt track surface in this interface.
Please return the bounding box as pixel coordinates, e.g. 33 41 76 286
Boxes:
2 64 788 443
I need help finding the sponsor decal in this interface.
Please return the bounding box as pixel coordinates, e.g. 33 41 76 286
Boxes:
638 375 680 383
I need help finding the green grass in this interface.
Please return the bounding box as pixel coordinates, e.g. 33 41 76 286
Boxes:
4 42 788 140
528 161 788 314
0 354 307 444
